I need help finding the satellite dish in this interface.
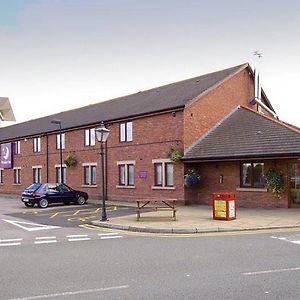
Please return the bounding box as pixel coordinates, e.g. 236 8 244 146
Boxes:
0 97 15 121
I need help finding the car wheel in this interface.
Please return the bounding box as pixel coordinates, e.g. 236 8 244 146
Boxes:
77 196 86 205
38 199 49 208
24 202 34 207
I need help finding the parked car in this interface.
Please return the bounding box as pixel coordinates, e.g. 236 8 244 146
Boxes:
21 183 88 208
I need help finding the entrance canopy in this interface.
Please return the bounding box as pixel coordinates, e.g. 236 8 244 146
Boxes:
0 97 15 122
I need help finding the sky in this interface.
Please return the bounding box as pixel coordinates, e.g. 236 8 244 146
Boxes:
0 0 300 127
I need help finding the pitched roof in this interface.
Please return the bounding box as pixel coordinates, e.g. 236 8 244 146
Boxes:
183 106 300 161
0 63 248 142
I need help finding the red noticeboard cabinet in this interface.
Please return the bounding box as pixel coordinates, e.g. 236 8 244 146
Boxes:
212 192 236 221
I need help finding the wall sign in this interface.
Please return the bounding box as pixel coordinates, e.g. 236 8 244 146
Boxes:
139 171 147 179
0 143 13 169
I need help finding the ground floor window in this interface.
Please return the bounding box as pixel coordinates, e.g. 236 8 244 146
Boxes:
55 165 67 184
241 162 265 188
117 161 135 187
13 168 21 184
32 166 42 183
83 164 97 186
0 169 3 184
153 159 174 188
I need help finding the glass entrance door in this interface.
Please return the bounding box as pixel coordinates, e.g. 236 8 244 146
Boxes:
289 163 300 207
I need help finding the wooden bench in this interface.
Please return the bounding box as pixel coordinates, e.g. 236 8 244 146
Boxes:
136 199 177 221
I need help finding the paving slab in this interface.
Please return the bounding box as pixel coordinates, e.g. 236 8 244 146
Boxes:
91 203 300 234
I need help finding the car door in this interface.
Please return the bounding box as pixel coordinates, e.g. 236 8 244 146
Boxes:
57 184 75 203
45 183 60 204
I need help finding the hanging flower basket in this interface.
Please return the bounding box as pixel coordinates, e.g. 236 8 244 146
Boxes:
64 154 77 168
168 148 182 163
184 168 200 187
266 168 284 198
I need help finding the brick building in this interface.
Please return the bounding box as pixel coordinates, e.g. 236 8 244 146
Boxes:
1 63 300 208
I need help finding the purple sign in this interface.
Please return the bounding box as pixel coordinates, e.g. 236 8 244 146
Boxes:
139 171 147 179
1 143 13 169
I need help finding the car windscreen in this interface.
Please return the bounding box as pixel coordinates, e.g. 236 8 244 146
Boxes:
25 183 42 192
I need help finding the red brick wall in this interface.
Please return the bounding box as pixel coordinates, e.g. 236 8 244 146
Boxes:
184 160 289 208
184 69 255 149
0 111 186 202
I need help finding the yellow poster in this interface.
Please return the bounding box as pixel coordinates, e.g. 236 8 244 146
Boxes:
214 200 226 218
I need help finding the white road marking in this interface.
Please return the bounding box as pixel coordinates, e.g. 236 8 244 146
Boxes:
97 233 119 236
0 238 23 242
100 235 123 239
35 236 56 240
66 234 88 238
34 240 57 245
68 237 91 242
0 242 21 247
7 285 130 300
3 219 60 232
243 267 300 276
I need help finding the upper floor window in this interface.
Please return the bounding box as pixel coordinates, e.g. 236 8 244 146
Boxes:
120 121 133 142
13 168 21 184
14 141 21 154
153 159 174 188
33 137 41 153
117 161 135 187
56 133 65 150
241 162 265 188
85 128 96 146
83 163 97 186
32 166 42 183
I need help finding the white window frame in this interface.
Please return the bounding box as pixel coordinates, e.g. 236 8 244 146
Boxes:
14 141 21 154
82 163 97 186
56 133 65 150
84 128 96 146
55 164 67 184
13 167 21 185
152 159 175 190
33 137 41 153
117 160 135 188
120 121 133 142
32 165 42 183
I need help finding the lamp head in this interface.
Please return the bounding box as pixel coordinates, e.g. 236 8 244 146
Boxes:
95 122 110 143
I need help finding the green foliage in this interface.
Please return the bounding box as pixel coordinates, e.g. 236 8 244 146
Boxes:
266 169 284 198
168 148 182 163
64 154 77 168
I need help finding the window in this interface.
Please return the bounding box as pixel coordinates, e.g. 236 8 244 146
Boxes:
56 133 65 149
241 162 265 188
14 141 21 154
33 137 41 153
13 168 21 184
117 161 135 187
55 165 67 183
153 159 174 188
120 121 133 142
85 128 96 146
83 164 97 186
32 166 42 183
0 169 3 183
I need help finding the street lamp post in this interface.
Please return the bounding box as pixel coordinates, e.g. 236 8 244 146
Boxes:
51 119 63 184
95 122 110 221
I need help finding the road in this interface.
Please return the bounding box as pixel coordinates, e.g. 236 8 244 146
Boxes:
1 196 300 299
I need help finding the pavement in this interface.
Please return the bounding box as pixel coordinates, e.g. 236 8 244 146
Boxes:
91 201 300 234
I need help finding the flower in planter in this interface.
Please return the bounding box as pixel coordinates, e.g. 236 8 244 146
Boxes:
168 148 182 163
266 168 284 198
184 168 200 187
64 154 77 168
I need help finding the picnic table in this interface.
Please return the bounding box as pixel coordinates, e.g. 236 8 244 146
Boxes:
136 199 178 221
